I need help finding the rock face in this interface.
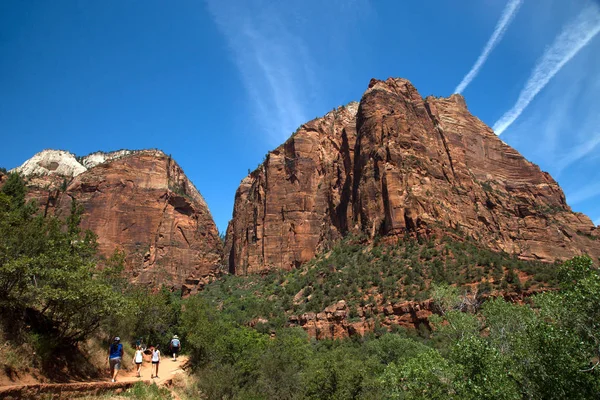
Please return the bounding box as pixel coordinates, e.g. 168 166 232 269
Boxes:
289 299 433 340
288 288 547 340
80 149 134 169
226 103 359 274
12 149 87 178
227 78 600 273
12 150 223 292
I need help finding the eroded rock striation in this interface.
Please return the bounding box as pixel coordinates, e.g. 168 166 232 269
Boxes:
288 288 548 340
227 78 600 274
226 103 359 274
289 299 433 340
12 150 223 292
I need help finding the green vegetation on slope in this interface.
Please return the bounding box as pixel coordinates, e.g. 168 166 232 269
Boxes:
2 172 600 399
200 233 557 331
0 173 124 345
0 172 182 378
178 256 600 399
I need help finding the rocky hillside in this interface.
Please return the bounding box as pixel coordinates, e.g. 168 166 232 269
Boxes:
226 77 600 274
10 149 223 293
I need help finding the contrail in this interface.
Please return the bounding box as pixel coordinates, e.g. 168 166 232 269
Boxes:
455 0 523 94
494 4 600 135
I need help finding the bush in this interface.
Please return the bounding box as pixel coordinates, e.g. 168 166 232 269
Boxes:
380 349 456 399
0 174 126 344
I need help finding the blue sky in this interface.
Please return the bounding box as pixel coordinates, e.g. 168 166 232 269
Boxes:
1 0 599 232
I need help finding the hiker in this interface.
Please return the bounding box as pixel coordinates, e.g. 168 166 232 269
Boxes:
150 344 161 379
133 344 144 378
169 335 181 361
108 336 124 382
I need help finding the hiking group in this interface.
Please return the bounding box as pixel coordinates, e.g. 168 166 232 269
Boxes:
108 335 181 382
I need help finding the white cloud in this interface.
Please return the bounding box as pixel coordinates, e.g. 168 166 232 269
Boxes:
455 0 523 94
205 0 369 144
493 3 600 135
504 43 600 176
541 73 600 173
555 132 600 172
205 1 315 143
594 217 600 226
538 81 582 158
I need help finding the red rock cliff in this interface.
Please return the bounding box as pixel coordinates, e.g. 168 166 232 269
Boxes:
61 151 223 291
226 103 358 274
12 150 223 292
227 78 600 273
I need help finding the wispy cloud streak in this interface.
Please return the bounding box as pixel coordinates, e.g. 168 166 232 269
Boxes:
556 131 600 172
594 218 600 226
455 0 523 94
493 4 600 135
205 1 315 143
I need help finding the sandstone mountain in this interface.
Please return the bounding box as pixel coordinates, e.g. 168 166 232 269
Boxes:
226 77 600 274
225 102 359 274
10 149 223 293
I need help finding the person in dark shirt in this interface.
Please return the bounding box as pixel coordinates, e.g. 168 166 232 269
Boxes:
108 336 124 382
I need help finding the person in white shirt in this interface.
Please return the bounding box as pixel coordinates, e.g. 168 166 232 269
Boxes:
132 345 144 378
150 345 161 379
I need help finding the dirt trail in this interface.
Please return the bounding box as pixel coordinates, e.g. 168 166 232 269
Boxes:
0 355 188 399
117 353 187 385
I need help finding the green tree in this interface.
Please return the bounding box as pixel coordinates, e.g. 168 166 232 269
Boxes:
1 172 26 208
0 176 126 345
380 348 456 400
303 344 368 400
123 286 182 347
254 328 312 400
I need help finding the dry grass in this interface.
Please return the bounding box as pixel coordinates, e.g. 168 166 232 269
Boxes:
0 340 34 372
171 373 202 400
0 324 39 385
65 382 174 399
0 328 139 386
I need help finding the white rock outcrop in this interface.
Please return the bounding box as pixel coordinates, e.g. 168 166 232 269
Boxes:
11 149 145 179
81 150 133 169
11 150 86 178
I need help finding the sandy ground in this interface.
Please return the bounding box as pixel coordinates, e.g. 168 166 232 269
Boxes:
112 353 187 385
0 354 188 399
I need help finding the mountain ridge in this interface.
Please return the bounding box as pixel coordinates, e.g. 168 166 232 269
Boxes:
5 77 600 289
226 77 600 274
6 149 222 293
